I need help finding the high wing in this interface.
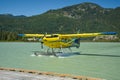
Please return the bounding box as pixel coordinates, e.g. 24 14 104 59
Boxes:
18 34 44 37
59 32 117 39
18 32 117 38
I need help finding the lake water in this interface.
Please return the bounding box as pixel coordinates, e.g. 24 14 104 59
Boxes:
0 42 120 80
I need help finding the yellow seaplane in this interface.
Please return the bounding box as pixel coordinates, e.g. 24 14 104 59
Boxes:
18 32 117 56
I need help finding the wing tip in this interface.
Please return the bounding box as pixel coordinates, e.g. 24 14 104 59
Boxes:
18 34 25 37
101 32 117 35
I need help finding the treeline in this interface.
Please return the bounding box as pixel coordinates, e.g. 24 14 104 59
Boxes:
0 31 21 41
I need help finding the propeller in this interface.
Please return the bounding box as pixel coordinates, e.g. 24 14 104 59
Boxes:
41 41 44 49
76 29 80 48
39 32 47 49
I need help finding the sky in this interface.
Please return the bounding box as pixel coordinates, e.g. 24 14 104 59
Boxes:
0 0 120 16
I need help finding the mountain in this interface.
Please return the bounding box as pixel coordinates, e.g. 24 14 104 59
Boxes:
26 2 120 33
0 2 120 40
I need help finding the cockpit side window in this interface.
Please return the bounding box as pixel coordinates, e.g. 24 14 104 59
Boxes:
46 35 59 38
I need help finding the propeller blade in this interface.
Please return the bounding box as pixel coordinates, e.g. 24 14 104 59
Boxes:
41 42 43 49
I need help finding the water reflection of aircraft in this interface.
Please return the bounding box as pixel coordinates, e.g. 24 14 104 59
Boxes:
18 32 116 57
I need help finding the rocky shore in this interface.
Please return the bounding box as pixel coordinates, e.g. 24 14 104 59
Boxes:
0 67 104 80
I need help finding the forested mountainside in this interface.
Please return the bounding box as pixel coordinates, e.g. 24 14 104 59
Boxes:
0 2 120 41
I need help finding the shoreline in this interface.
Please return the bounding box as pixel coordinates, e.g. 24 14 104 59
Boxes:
0 67 103 80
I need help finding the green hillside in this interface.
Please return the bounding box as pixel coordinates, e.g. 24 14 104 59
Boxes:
0 2 120 41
